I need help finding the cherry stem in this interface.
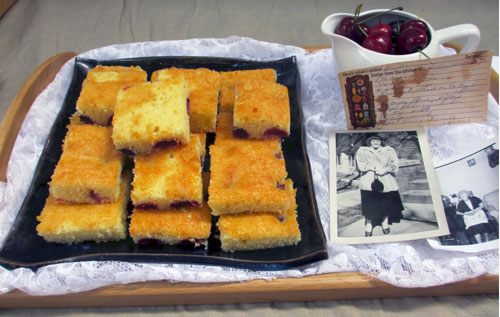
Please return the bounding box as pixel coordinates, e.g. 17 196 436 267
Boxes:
353 4 367 36
418 49 430 59
358 6 404 24
357 24 368 37
354 4 363 21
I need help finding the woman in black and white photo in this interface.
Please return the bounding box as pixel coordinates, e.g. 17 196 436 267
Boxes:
440 195 469 245
456 190 494 243
355 135 404 237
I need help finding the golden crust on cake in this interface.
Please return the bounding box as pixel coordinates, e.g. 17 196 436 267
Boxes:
76 65 147 125
131 134 203 210
37 178 129 243
219 69 276 112
152 67 220 133
49 124 123 204
217 205 301 251
50 157 123 203
233 80 290 139
215 112 282 145
208 140 294 215
112 79 190 155
61 124 122 161
129 203 212 244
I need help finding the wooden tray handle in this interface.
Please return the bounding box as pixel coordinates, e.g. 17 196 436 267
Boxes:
0 52 76 182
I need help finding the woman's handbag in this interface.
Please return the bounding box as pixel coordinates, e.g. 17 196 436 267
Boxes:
371 174 384 192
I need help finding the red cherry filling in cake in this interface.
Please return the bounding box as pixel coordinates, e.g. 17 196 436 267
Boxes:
134 200 200 210
137 238 163 246
54 193 109 205
152 139 180 150
135 202 160 210
177 238 207 249
135 200 201 210
79 115 95 125
89 190 108 204
137 237 207 249
232 128 250 139
170 200 201 209
79 115 113 127
263 128 289 139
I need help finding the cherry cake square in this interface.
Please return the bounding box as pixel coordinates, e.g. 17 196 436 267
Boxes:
37 177 129 243
131 134 204 210
49 124 124 204
218 69 276 112
152 67 220 133
76 65 147 126
217 205 301 251
208 139 295 215
233 80 290 140
129 203 212 248
112 79 190 155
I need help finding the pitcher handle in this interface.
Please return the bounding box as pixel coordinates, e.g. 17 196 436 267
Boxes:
434 24 480 53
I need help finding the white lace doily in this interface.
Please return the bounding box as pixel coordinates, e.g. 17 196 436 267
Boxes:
0 36 497 295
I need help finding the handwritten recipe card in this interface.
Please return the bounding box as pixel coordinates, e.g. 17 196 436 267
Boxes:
338 51 493 130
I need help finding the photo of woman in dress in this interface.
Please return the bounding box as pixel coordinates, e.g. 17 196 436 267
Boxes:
333 130 448 244
431 142 499 251
456 190 495 243
355 135 404 237
440 195 469 245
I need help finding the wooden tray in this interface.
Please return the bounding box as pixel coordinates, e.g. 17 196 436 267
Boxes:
0 48 497 308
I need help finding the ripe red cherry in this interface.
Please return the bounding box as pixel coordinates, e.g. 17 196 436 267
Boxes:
397 27 428 54
359 23 369 36
401 19 428 32
389 20 406 37
362 34 392 54
368 23 392 37
334 17 367 44
401 20 428 33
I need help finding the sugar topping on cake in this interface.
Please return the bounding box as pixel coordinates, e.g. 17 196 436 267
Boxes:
219 69 276 112
76 65 147 126
217 204 301 251
152 67 220 133
49 124 123 204
129 202 212 247
112 79 190 155
131 133 203 210
37 176 130 243
208 139 295 215
233 80 290 140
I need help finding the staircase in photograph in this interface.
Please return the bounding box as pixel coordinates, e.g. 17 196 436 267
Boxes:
401 168 437 222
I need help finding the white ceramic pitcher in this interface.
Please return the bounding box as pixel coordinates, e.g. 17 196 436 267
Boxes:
321 9 481 72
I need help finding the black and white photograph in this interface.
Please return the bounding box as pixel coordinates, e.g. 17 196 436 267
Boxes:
428 142 499 252
329 129 448 244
